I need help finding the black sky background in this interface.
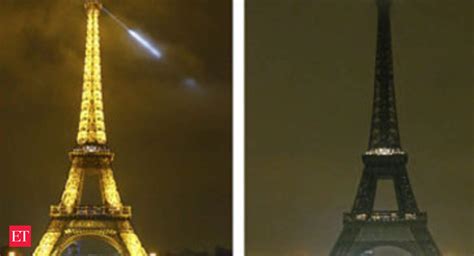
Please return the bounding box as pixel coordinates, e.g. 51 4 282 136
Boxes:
247 0 473 255
0 0 231 253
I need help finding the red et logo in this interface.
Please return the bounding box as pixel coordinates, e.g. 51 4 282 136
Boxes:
9 225 31 247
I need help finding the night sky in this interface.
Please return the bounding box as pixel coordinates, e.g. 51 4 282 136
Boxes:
247 0 472 255
0 0 231 254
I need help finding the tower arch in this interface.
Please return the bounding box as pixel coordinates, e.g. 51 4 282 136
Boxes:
356 244 416 256
54 233 125 256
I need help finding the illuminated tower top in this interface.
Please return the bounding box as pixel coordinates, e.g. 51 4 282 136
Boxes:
366 0 402 155
84 0 102 10
76 0 107 146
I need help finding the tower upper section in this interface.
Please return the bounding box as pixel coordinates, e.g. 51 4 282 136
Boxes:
76 0 107 146
366 0 403 155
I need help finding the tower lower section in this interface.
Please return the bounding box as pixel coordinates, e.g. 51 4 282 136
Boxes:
34 149 150 256
33 209 148 256
330 153 441 255
330 212 441 256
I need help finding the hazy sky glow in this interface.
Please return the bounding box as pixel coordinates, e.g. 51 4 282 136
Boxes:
0 0 231 254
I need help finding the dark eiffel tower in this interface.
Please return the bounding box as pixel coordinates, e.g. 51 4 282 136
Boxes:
329 0 441 255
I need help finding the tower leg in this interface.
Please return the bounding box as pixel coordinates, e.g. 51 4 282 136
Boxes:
120 232 148 256
393 170 418 213
99 167 123 207
329 224 361 256
33 220 64 256
59 167 84 212
352 171 377 212
411 225 443 256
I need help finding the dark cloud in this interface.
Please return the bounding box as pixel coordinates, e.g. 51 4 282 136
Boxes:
246 0 472 255
0 0 231 253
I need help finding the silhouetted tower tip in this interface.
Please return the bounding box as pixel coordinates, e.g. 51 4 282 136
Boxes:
376 0 392 9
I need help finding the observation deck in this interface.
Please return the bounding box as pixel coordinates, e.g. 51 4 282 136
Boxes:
50 205 132 219
343 211 427 224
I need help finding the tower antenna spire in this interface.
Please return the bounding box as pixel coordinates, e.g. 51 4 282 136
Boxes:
376 0 392 8
84 0 103 11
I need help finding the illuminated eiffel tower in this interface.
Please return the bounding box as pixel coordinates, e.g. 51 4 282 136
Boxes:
34 1 148 255
329 0 441 255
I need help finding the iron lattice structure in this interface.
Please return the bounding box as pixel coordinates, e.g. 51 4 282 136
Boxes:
34 1 149 255
329 0 441 255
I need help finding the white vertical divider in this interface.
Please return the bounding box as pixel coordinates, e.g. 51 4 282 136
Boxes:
233 0 245 255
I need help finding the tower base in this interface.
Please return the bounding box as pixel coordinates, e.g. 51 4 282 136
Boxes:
330 212 441 256
33 212 148 256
